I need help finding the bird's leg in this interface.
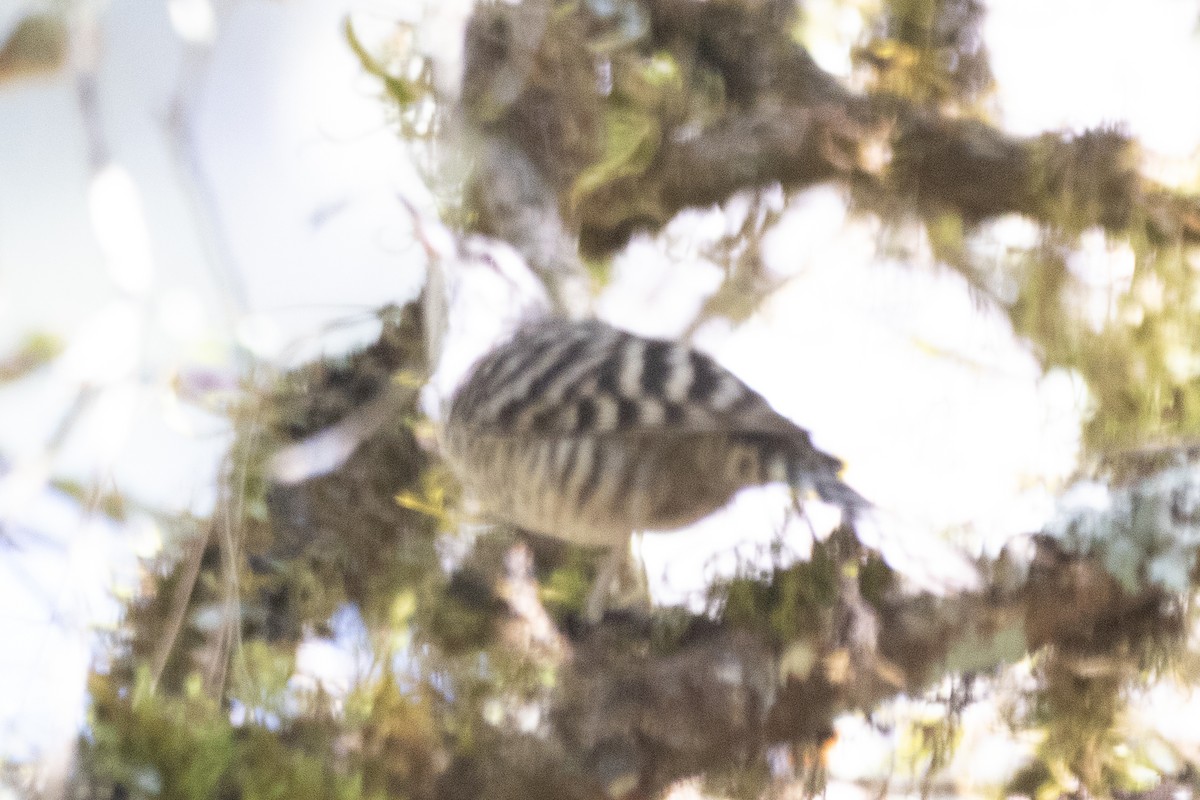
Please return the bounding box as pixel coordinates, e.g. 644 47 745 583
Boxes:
582 534 654 623
586 535 653 623
583 542 627 623
626 531 651 608
611 532 653 614
613 460 654 613
583 454 657 623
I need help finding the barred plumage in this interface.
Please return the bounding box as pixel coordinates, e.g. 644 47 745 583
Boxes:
443 319 865 548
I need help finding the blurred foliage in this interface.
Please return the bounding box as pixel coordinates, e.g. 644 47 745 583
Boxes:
684 193 789 334
855 0 992 111
0 331 62 383
345 19 422 109
83 663 442 800
0 12 68 84
344 15 459 209
74 303 451 796
70 301 575 799
719 539 842 646
920 126 1200 454
1049 463 1200 596
59 0 1200 799
569 104 661 210
51 476 129 520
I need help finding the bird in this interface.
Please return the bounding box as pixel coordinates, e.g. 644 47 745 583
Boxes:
442 318 867 560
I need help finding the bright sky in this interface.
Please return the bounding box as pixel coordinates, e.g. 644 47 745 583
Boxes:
0 0 1198 793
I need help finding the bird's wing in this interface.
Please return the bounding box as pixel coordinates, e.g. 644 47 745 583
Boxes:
449 319 804 440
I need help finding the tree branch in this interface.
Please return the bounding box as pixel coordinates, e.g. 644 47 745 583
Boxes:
454 0 1200 253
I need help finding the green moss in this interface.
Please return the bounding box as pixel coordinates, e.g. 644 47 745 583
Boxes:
718 543 841 645
344 18 423 108
85 664 442 800
87 669 237 800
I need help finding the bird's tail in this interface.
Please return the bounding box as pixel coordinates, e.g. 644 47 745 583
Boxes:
787 445 869 522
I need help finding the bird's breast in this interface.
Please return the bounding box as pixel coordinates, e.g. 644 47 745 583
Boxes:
444 428 761 548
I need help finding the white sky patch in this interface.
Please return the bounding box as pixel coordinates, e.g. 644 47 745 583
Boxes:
425 239 551 415
156 287 210 342
289 605 380 712
167 0 216 44
633 185 1084 600
414 0 476 97
822 681 1039 796
75 380 142 465
986 0 1200 158
56 300 144 386
0 483 135 761
597 231 725 338
1128 679 1200 769
292 640 357 702
798 0 870 79
641 484 813 609
235 313 286 359
708 192 1080 547
760 186 855 277
88 164 155 297
1068 227 1138 332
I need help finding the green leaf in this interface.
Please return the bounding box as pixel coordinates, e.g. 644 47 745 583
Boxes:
344 18 418 106
570 105 661 204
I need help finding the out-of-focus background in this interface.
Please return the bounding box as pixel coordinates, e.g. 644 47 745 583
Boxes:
3 0 1200 796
